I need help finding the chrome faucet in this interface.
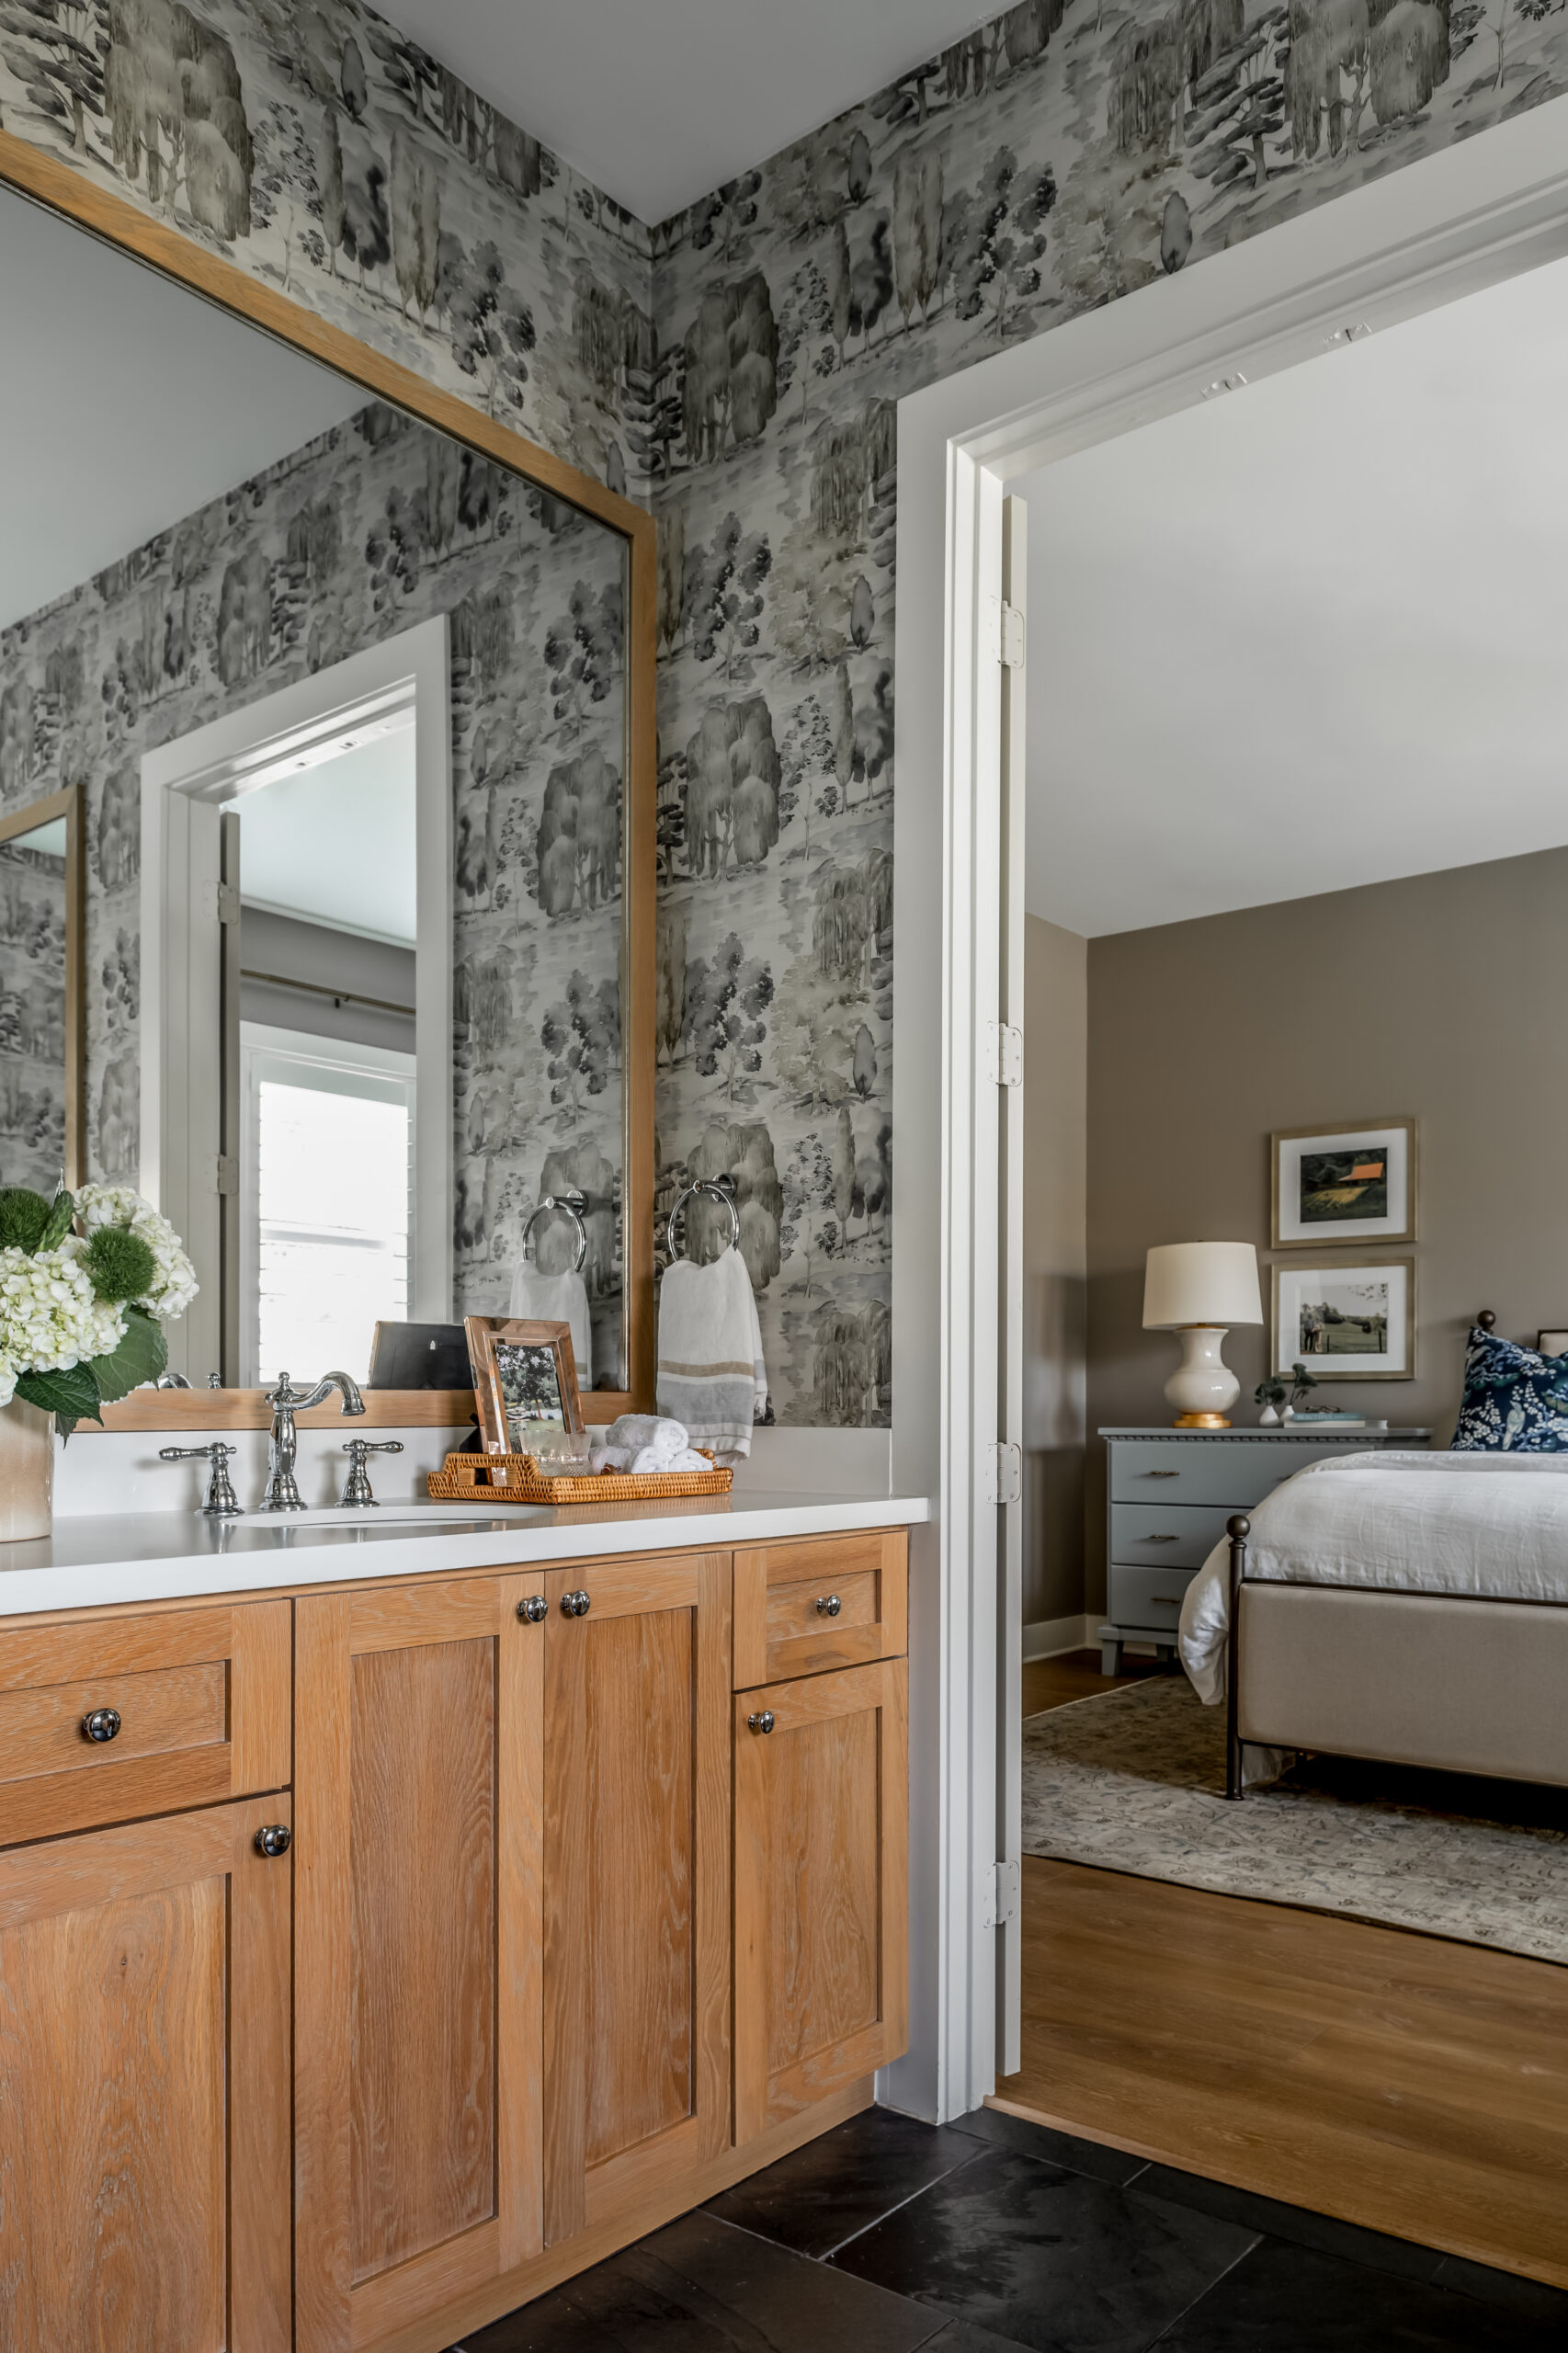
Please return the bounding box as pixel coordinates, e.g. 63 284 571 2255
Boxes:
261 1370 366 1510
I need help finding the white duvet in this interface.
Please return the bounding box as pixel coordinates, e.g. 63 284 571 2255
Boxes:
1179 1449 1568 1704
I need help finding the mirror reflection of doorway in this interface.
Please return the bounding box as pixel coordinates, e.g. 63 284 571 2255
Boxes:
228 716 418 1385
141 618 451 1385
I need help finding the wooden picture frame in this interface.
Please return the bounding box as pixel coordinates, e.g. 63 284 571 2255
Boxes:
1271 1119 1416 1249
1272 1258 1415 1381
0 131 656 1431
465 1316 584 1455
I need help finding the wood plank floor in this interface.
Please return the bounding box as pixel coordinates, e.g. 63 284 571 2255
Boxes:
1001 1652 1568 2289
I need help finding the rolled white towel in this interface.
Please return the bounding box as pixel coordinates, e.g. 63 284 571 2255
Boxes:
590 1444 635 1474
630 1443 711 1475
607 1413 689 1462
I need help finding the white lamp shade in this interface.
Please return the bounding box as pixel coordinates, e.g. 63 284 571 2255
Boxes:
1143 1241 1262 1330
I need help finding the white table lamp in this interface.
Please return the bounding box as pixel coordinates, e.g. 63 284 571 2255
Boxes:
1143 1242 1263 1428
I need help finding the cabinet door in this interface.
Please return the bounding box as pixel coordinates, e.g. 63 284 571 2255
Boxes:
543 1552 731 2246
293 1574 544 2353
0 1795 291 2353
734 1658 908 2144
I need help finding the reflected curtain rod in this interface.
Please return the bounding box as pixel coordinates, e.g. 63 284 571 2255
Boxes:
240 967 415 1018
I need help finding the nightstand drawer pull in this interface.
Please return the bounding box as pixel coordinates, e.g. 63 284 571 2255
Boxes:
1152 1596 1186 1608
1142 1534 1181 1543
1139 1470 1181 1479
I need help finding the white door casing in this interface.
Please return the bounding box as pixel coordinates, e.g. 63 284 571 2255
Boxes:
892 107 1568 2123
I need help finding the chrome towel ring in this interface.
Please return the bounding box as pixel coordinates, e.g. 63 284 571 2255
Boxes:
666 1176 740 1260
522 1190 588 1273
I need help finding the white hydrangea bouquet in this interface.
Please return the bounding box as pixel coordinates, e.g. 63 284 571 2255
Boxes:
0 1182 197 1436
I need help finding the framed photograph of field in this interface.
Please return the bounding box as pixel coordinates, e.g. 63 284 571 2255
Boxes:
1272 1120 1415 1248
1272 1260 1415 1381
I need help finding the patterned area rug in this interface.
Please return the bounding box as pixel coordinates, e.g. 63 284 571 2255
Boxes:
1022 1677 1568 1965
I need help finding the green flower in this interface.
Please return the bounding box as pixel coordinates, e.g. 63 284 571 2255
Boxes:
81 1225 159 1305
0 1188 52 1255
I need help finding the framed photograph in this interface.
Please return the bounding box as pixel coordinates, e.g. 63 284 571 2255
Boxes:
464 1316 584 1453
1272 1119 1415 1248
1272 1260 1415 1381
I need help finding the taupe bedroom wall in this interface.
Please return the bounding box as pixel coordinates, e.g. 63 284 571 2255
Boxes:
6 3 1568 1423
1023 915 1087 1635
1082 845 1568 1613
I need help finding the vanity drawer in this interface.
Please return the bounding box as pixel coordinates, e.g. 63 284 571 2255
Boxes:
1108 1563 1197 1634
0 1600 290 1846
1110 1439 1326 1509
1110 1503 1234 1572
734 1530 907 1688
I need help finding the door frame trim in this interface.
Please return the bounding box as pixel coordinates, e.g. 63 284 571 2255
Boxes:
892 105 1568 2123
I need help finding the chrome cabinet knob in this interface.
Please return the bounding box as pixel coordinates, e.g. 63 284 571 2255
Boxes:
815 1594 842 1618
561 1590 592 1618
81 1706 121 1744
517 1594 549 1624
748 1710 776 1734
256 1824 291 1859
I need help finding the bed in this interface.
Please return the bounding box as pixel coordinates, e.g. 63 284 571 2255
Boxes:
1179 1317 1568 1799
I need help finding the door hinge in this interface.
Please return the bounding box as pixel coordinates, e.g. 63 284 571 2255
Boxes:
986 595 1026 669
979 1859 1021 1930
985 1020 1023 1089
210 881 240 925
211 1154 239 1197
983 1439 1022 1507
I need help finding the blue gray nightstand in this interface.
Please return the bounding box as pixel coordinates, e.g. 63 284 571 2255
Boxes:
1096 1425 1432 1675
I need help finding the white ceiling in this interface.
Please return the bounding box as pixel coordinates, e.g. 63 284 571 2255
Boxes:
0 188 362 633
1021 252 1568 939
239 729 418 947
375 0 996 223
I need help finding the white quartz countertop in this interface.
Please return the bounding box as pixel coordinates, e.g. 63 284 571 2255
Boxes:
0 1491 930 1619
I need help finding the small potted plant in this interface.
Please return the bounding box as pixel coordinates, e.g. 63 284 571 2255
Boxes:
0 1183 197 1540
1255 1362 1319 1426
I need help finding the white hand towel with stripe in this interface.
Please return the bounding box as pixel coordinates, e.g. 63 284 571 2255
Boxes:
656 1249 767 1462
508 1264 592 1392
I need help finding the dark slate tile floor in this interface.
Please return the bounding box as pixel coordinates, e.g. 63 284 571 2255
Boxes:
449 2103 1568 2353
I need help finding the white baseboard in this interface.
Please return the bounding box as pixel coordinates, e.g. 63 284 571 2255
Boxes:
1022 1611 1098 1662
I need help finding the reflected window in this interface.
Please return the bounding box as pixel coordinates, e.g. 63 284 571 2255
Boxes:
240 1026 415 1385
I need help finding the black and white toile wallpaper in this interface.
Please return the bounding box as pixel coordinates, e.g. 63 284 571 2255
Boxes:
0 401 628 1369
3 0 1565 1423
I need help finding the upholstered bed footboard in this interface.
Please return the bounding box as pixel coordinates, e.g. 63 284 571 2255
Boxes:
1237 1581 1568 1787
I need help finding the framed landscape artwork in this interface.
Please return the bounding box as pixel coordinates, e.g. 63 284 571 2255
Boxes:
1272 1119 1416 1248
464 1315 584 1453
1273 1260 1415 1381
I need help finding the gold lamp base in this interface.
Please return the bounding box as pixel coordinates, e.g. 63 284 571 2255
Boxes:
1174 1412 1231 1429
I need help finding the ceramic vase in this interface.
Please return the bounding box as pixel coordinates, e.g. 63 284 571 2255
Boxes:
0 1397 54 1540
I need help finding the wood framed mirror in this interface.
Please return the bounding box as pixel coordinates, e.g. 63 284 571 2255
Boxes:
0 784 85 1194
0 133 654 1430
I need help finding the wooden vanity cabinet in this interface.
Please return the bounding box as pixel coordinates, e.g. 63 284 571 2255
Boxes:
292 1572 547 2353
733 1656 909 2144
0 1793 292 2353
541 1552 732 2244
5 1524 910 2353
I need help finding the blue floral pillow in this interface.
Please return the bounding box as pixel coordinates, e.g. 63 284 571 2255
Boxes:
1451 1324 1568 1450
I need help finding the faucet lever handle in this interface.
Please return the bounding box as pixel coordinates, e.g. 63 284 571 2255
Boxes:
159 1442 244 1518
339 1438 403 1509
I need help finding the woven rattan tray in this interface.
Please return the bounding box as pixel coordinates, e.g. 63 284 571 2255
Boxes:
427 1449 733 1504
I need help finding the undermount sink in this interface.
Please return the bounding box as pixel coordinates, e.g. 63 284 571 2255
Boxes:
231 1504 535 1531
